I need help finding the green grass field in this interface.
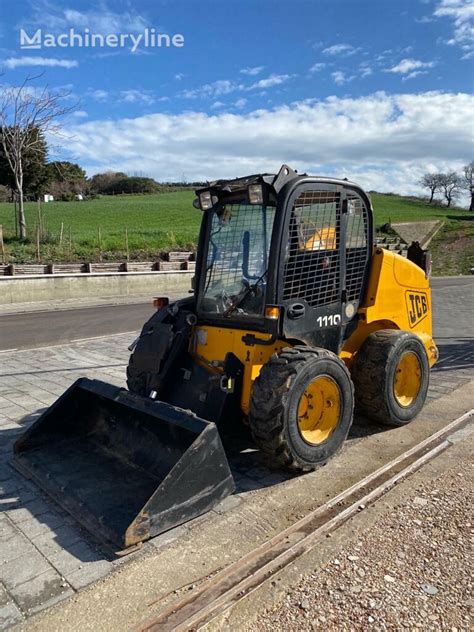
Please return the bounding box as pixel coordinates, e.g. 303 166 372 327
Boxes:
0 190 471 270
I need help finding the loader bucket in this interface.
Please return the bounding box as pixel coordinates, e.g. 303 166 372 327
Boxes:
13 378 235 550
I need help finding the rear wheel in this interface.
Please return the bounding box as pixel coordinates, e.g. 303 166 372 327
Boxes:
249 346 354 472
351 330 429 426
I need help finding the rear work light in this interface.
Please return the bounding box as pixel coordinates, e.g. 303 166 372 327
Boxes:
248 184 263 205
199 191 213 211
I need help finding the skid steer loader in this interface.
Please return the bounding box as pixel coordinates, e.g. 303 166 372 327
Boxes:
13 165 438 550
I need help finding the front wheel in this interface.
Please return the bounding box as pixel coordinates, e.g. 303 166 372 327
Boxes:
351 330 429 426
249 346 354 472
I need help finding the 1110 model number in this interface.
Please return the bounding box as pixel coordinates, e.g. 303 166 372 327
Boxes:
316 314 341 328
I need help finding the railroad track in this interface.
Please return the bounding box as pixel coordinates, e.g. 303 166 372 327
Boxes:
137 409 473 632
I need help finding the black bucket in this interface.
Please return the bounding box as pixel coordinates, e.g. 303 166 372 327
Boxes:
13 378 235 550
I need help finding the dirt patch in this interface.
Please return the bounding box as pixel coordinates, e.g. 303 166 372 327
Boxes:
431 219 474 276
248 458 473 631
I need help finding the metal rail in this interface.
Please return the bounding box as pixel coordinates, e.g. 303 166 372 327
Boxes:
137 409 473 632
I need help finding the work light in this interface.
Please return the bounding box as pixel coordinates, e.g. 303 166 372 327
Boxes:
199 191 213 211
248 184 263 204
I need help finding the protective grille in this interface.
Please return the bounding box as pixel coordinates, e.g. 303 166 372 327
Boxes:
283 191 341 307
201 204 275 315
345 194 368 302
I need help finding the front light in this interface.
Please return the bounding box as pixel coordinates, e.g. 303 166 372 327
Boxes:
199 191 213 211
248 184 263 204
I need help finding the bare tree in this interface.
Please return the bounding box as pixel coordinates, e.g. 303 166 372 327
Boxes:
461 161 474 212
438 172 462 208
0 76 74 238
419 172 443 204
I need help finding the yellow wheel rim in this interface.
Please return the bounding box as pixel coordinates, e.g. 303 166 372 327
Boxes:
297 376 341 445
394 351 422 407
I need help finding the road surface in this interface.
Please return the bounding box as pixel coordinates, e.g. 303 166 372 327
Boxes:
0 277 472 351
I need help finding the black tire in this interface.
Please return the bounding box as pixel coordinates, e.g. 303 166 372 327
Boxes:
248 346 354 472
351 330 429 427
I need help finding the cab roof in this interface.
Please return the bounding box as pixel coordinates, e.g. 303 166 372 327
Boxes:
195 164 363 197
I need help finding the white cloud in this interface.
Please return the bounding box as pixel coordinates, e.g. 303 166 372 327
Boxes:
331 71 355 85
403 70 428 81
4 56 78 69
240 66 264 76
182 74 292 99
322 44 360 56
88 89 109 101
416 15 435 23
174 73 186 81
309 62 326 73
387 58 436 74
249 74 292 89
120 90 154 105
64 91 473 200
359 63 373 78
434 0 474 55
182 79 243 99
211 101 225 109
24 4 148 34
234 98 247 108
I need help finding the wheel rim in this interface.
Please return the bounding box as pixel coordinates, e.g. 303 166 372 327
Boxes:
394 351 422 407
297 376 341 445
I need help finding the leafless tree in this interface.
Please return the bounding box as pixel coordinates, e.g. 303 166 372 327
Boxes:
438 172 462 208
0 76 74 238
419 173 443 204
461 161 474 212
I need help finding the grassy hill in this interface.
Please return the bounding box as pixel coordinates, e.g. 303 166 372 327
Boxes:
0 190 471 272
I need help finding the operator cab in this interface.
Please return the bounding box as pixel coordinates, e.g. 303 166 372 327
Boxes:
194 165 374 353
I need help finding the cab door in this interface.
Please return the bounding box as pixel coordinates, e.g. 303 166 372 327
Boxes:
278 183 370 352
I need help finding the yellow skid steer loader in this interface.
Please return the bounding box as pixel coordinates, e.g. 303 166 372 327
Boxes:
13 165 437 550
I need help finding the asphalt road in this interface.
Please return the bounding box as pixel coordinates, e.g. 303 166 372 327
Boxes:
0 302 155 351
0 277 472 351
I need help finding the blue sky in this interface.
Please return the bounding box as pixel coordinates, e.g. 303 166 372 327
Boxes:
0 0 473 197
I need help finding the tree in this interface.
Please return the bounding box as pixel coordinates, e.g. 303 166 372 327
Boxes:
47 161 87 200
461 161 474 212
0 77 73 238
103 176 159 195
89 171 127 194
0 127 50 199
419 172 442 204
438 172 462 208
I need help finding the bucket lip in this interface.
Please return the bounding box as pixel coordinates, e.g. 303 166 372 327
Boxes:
74 377 216 434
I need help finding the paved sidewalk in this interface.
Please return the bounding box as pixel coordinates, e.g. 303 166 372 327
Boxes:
0 333 292 628
0 295 157 317
0 330 471 628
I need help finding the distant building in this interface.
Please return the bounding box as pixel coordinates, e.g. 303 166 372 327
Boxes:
44 194 54 203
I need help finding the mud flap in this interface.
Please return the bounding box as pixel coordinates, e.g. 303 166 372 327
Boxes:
12 378 235 550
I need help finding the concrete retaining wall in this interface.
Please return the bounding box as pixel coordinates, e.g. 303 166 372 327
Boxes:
0 271 193 305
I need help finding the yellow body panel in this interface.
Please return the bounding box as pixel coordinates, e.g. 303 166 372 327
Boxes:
192 248 437 417
304 226 337 251
340 247 438 367
191 327 287 415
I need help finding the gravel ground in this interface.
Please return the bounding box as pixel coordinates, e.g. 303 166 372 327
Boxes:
248 461 473 631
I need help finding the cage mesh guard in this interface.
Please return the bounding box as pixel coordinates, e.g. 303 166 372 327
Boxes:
283 191 341 308
345 194 368 303
283 190 368 308
202 204 275 316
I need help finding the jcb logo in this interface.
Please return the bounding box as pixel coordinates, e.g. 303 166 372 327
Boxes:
406 291 429 327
